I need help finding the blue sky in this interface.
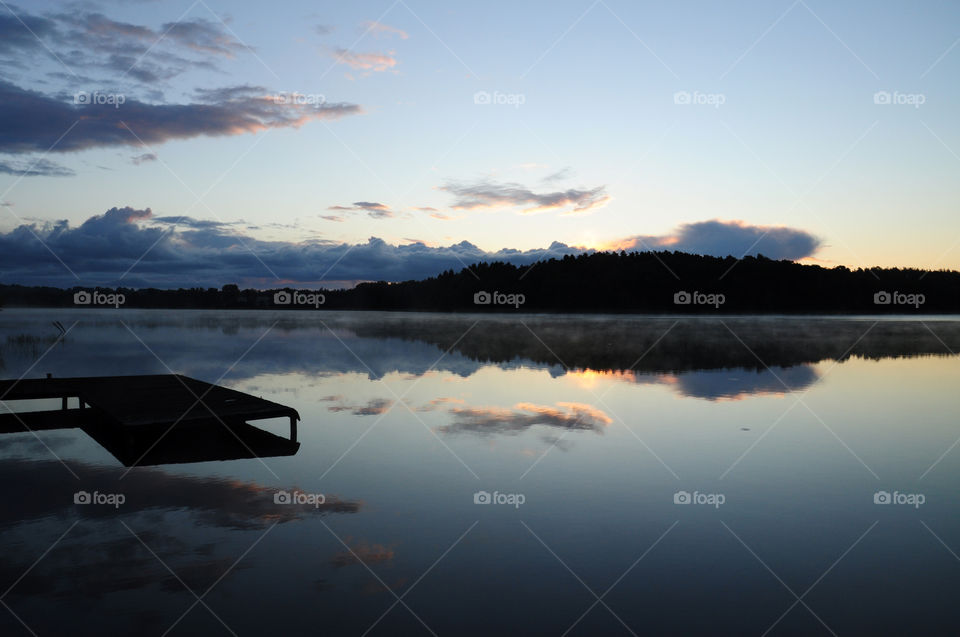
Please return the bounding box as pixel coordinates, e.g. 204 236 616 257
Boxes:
0 0 958 287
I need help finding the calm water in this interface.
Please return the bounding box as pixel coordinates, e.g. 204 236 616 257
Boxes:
1 309 959 635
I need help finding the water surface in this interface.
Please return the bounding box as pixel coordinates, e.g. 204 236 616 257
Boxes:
1 309 958 635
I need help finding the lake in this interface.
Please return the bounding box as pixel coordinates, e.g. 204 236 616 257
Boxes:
1 309 959 635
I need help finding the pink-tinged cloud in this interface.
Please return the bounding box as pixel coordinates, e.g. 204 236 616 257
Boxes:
332 48 397 71
0 81 362 156
441 180 610 215
441 401 612 435
363 21 409 39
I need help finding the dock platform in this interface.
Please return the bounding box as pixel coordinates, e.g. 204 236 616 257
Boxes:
0 374 301 466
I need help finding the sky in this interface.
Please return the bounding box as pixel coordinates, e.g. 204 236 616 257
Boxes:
0 0 958 288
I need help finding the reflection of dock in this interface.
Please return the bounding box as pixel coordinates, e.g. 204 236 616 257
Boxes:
0 374 300 466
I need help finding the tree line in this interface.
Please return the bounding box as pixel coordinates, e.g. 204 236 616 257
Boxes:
1 251 957 313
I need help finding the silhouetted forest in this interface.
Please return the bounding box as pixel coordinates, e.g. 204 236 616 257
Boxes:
1 251 958 313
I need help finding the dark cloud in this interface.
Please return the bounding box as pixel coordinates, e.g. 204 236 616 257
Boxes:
0 208 821 288
619 219 822 261
3 8 242 84
0 157 74 177
129 152 156 165
193 84 267 103
0 207 583 287
0 80 361 155
0 7 358 166
442 179 610 215
150 215 237 229
160 18 246 57
0 11 58 53
353 201 388 211
328 201 395 219
597 365 820 401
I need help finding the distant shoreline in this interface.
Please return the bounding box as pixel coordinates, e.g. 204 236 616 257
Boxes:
3 251 959 314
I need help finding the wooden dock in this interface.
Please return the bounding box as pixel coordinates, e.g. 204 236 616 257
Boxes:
0 374 301 466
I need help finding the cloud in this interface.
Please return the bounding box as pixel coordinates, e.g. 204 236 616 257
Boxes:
151 215 237 229
0 157 74 177
0 11 58 53
441 180 611 215
193 84 266 103
2 8 245 83
160 18 246 57
416 397 466 412
0 207 584 287
320 214 345 222
130 152 156 165
327 201 395 219
0 80 361 156
613 219 822 261
362 21 409 39
440 401 612 436
315 24 334 36
325 397 394 416
0 457 361 530
353 201 389 212
332 48 397 71
0 456 362 615
541 167 573 183
0 207 821 287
